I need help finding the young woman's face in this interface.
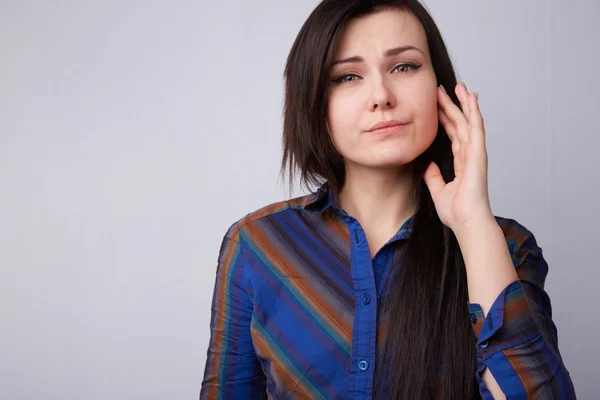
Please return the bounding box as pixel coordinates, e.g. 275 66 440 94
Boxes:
326 9 439 170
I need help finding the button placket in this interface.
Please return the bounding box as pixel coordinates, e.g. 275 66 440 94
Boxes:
348 221 376 395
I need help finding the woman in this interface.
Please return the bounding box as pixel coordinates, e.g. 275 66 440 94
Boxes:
200 0 576 398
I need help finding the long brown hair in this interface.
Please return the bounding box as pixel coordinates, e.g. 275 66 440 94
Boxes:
281 0 480 398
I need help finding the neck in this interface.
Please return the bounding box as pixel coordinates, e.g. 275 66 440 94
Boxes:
338 163 417 238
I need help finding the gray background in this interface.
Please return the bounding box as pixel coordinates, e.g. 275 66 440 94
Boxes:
1 0 598 399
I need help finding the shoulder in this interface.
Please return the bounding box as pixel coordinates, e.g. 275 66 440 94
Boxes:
494 216 545 268
223 193 315 240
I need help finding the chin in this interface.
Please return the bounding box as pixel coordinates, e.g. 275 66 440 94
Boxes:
353 154 419 169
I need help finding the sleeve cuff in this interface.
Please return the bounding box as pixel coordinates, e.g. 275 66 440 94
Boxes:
468 280 541 357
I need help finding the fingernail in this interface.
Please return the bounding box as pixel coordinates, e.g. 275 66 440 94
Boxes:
440 85 446 93
475 92 479 100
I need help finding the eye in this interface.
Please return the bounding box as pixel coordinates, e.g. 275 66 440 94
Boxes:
392 62 421 74
331 74 361 84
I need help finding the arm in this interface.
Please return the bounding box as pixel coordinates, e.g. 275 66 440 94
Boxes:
456 218 576 399
200 224 267 399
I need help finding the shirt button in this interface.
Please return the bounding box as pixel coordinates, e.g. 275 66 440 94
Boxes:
479 341 489 349
358 360 369 371
362 294 371 305
469 313 477 324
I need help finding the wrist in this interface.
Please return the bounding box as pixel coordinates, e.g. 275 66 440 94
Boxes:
452 214 499 242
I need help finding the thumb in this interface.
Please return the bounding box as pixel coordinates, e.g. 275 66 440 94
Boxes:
423 161 445 201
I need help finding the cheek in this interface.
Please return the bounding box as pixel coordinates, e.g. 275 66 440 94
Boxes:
413 88 439 139
404 68 439 123
326 95 363 147
412 85 438 118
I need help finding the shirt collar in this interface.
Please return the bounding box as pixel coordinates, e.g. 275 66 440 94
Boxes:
303 181 414 239
303 181 338 213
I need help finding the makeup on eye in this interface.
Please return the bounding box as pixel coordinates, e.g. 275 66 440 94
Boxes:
392 62 421 73
330 62 422 84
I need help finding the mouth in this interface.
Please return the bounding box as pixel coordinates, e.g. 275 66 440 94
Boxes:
367 120 408 135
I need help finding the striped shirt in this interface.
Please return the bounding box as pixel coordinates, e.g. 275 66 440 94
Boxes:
200 183 576 399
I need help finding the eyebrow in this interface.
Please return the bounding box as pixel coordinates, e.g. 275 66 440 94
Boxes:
330 45 424 68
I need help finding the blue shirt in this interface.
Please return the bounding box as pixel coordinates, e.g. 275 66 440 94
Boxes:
201 182 576 399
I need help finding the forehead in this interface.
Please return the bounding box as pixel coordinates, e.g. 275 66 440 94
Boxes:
335 9 429 57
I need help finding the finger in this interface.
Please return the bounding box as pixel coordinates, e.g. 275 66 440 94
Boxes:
438 102 464 176
438 107 457 141
469 92 483 128
453 139 463 176
423 161 445 201
455 82 471 121
456 82 475 144
438 86 469 143
468 92 486 148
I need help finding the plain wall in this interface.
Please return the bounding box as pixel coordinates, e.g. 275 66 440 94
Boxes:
1 0 598 398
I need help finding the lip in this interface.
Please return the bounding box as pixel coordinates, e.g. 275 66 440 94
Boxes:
367 120 408 134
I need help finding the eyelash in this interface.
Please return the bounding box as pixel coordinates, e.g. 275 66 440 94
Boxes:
331 62 422 84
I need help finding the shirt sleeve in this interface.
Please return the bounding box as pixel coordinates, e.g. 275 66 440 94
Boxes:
200 224 267 399
467 219 577 399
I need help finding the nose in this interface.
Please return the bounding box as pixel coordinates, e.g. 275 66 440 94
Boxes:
368 77 396 111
